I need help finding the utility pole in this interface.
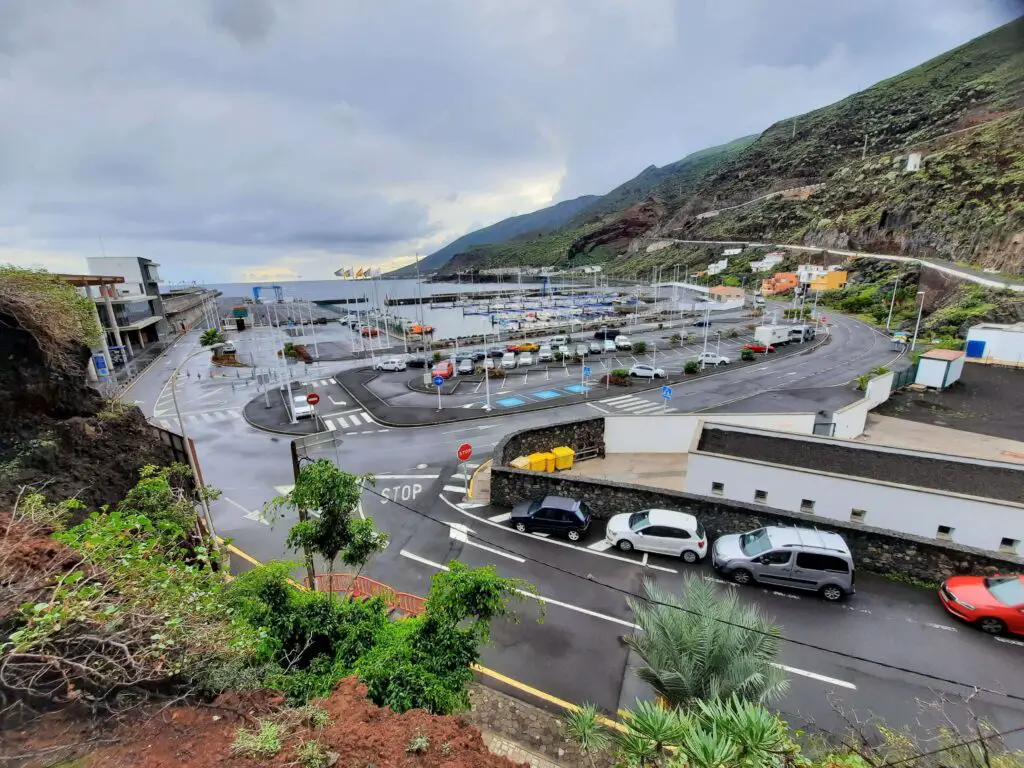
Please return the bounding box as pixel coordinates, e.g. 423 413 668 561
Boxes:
910 291 926 354
885 274 901 331
862 132 869 160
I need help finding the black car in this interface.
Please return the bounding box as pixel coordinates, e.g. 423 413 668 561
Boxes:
509 496 592 541
406 354 427 368
455 351 475 362
489 347 506 358
471 350 487 362
694 319 712 327
594 328 621 340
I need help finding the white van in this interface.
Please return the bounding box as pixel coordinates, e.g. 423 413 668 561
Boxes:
538 345 554 362
549 335 568 347
501 352 518 369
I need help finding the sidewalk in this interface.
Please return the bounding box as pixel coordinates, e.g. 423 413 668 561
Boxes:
481 730 564 768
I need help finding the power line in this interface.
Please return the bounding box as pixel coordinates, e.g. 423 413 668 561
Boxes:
356 483 1024 707
877 724 1024 768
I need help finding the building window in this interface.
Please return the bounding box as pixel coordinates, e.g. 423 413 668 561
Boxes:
800 499 815 514
936 525 954 541
711 482 724 497
754 490 767 504
850 509 866 523
1000 537 1019 554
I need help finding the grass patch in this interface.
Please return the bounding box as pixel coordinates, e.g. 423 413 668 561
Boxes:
882 571 939 590
232 719 284 758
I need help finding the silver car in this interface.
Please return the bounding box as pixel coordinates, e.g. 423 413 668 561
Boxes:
712 526 855 601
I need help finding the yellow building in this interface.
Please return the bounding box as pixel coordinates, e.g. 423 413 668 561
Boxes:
810 271 848 292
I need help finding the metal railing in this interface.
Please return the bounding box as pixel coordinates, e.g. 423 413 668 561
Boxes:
311 572 426 616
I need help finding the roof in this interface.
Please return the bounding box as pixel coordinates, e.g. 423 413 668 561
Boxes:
710 285 744 293
541 496 580 511
922 349 966 361
648 509 699 530
764 526 850 554
54 273 125 287
970 322 1024 333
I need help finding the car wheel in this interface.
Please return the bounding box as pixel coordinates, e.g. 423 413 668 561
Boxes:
978 617 1006 635
630 372 636 377
514 521 527 533
731 568 753 586
682 549 698 564
617 540 633 552
820 585 844 602
567 529 582 542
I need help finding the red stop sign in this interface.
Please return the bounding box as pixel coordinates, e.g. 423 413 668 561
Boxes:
457 443 473 462
306 392 320 406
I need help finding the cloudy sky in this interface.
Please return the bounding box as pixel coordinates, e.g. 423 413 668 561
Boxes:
0 1 1018 284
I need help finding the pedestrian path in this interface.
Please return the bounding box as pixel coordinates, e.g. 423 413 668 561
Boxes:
321 410 377 432
598 393 676 414
153 409 239 430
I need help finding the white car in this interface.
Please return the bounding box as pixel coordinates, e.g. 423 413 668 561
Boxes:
603 339 617 353
605 509 707 562
538 345 554 362
615 336 632 350
374 357 407 372
501 352 518 369
697 352 730 366
518 352 533 366
483 357 495 369
629 364 665 379
457 358 474 375
557 344 570 357
292 395 314 420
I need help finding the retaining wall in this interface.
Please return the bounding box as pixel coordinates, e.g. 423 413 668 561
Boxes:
496 416 605 463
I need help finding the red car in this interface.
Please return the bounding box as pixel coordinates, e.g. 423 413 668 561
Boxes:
360 326 380 337
939 575 1024 635
431 361 454 379
743 343 776 353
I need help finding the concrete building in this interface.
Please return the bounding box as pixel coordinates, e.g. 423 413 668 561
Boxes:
749 252 785 272
810 270 848 292
54 273 126 381
915 349 966 389
85 257 168 358
706 258 729 276
965 322 1024 366
722 247 743 256
760 272 798 295
161 286 222 333
709 285 745 303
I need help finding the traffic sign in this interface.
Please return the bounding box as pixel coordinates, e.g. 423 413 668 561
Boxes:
433 376 445 387
661 385 673 400
582 365 592 377
457 443 473 462
306 392 320 406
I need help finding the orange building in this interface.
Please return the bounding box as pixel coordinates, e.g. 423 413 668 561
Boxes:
760 272 798 295
810 271 848 292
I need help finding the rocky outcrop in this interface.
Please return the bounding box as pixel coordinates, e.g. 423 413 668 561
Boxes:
566 198 665 260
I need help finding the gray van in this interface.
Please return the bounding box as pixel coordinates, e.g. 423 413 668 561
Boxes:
711 526 854 601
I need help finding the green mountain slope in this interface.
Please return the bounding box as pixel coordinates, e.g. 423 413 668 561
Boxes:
389 194 598 276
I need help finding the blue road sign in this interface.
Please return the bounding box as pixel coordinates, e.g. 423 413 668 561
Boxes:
582 366 592 376
661 385 673 400
433 376 445 387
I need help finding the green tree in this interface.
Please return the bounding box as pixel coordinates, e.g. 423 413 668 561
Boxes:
200 328 226 347
741 349 755 362
632 340 648 354
266 459 387 590
625 576 788 708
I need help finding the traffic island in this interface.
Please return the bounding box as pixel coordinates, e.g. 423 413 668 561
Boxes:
242 388 323 435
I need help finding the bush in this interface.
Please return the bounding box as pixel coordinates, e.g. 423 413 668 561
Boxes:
487 367 506 379
741 349 755 361
669 333 681 344
432 351 442 363
610 368 630 377
684 360 700 374
632 341 648 354
601 374 631 387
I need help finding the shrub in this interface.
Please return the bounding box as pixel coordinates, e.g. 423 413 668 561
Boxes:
487 367 506 379
632 341 648 354
741 349 755 362
610 368 630 377
669 333 681 344
232 720 284 758
684 360 700 374
406 733 430 754
726 328 739 338
295 740 329 768
432 351 442 362
601 374 631 387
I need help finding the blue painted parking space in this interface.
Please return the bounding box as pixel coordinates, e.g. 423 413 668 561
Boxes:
563 384 591 393
532 389 562 400
496 396 527 408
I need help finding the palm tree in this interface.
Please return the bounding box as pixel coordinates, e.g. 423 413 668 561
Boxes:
625 576 789 709
564 703 611 768
199 328 225 347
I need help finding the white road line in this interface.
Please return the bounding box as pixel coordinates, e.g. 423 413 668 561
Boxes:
360 430 373 434
906 618 958 632
359 412 375 424
376 474 441 479
588 540 614 552
630 404 667 414
399 549 638 628
774 664 857 690
489 512 512 523
443 484 465 494
704 576 737 587
617 402 660 412
466 462 480 468
451 473 472 480
448 524 526 562
586 402 611 413
601 394 637 404
995 637 1024 647
335 415 349 428
768 591 801 600
438 495 677 574
274 484 294 495
200 412 216 422
529 532 551 538
324 419 336 431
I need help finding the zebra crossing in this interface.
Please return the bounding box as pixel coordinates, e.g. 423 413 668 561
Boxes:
598 393 675 414
152 409 238 430
320 410 377 432
302 378 336 388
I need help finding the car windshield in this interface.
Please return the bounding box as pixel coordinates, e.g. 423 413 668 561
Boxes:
696 521 706 539
628 511 649 531
739 528 772 556
527 501 540 515
985 576 1024 606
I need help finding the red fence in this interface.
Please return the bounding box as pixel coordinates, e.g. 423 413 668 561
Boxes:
312 572 426 616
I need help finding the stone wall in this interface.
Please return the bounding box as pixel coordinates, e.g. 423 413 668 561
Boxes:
490 467 1024 582
495 416 605 465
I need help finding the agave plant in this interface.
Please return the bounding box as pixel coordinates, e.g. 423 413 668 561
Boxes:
625 576 789 709
692 695 795 765
564 703 611 768
617 700 688 766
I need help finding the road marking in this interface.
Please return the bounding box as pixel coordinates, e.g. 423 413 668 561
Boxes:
451 473 471 480
995 637 1024 647
328 395 346 406
704 576 737 587
459 501 489 510
489 512 512 523
324 419 336 431
274 484 294 495
768 591 800 600
443 484 465 493
222 495 269 526
447 523 526 562
906 618 958 632
773 664 857 690
588 540 614 552
529 532 551 538
602 394 636 404
438 495 677 574
376 474 441 479
399 549 638 628
586 402 611 413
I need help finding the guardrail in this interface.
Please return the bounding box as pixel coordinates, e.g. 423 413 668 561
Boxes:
311 572 426 616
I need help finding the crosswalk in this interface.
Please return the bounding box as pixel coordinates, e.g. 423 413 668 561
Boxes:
302 378 336 388
320 411 376 432
598 394 675 414
153 409 238 430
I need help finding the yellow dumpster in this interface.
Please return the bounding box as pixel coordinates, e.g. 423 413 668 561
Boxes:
551 446 575 471
541 451 557 473
510 456 531 470
528 452 549 472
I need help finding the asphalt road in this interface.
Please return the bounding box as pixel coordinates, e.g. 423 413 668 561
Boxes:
120 310 1024 746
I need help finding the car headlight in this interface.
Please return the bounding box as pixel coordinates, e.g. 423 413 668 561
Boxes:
956 598 976 611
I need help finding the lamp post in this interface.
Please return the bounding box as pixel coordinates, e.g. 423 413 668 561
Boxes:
910 291 926 354
886 274 901 331
171 342 224 551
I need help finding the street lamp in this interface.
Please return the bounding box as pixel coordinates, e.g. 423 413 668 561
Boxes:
885 274 901 331
170 342 223 551
910 291 926 353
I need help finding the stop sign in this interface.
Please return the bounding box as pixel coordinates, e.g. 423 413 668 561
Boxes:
306 392 320 406
457 443 473 462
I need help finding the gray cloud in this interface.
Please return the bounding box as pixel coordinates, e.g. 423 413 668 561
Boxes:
0 0 1018 281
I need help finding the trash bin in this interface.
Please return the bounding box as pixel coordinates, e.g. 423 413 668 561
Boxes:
551 446 575 471
540 451 557 473
510 456 531 470
528 452 549 472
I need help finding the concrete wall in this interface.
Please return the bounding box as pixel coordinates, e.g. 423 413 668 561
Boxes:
965 326 1024 365
683 452 1023 553
603 412 818 455
864 371 894 407
489 467 1024 582
497 416 605 464
831 399 871 438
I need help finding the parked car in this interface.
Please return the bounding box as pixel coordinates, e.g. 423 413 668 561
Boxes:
589 341 603 354
313 317 329 325
629 364 665 379
505 343 522 353
574 343 590 358
697 352 731 366
489 347 506 358
471 349 487 362
712 526 855 601
694 318 712 327
518 352 534 366
615 336 632 350
501 352 518 369
594 328 621 340
220 342 236 354
360 326 380 337
291 395 314 420
557 344 570 357
509 496 592 541
517 342 539 353
538 345 554 362
374 357 407 372
457 358 474 375
406 354 427 368
549 335 569 347
939 575 1024 636
743 343 776 353
604 509 707 562
482 357 495 369
455 351 475 362
603 339 617 353
431 361 454 379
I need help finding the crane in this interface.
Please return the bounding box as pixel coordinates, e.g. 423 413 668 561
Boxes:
252 285 284 303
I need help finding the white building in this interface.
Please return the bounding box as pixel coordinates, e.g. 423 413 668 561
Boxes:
84 257 168 358
915 349 966 389
722 247 743 256
965 323 1024 365
796 263 827 286
749 253 785 272
706 258 729 276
